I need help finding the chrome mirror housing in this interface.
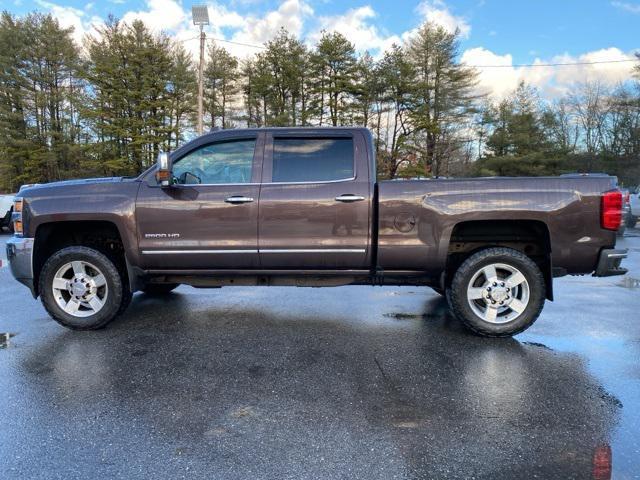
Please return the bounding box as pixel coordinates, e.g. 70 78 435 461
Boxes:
156 152 173 187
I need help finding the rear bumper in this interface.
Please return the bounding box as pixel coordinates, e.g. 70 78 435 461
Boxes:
593 248 628 277
5 237 36 296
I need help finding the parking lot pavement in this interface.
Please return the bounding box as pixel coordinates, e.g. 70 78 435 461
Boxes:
0 231 639 479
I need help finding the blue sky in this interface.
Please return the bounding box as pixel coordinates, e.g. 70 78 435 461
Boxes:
5 0 639 98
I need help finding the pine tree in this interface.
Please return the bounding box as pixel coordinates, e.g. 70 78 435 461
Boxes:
0 12 86 190
167 44 196 148
312 31 357 126
204 44 239 129
352 52 379 128
406 22 480 175
84 18 175 175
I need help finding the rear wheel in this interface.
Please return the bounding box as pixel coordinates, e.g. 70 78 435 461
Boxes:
448 247 546 337
39 246 128 330
141 283 179 295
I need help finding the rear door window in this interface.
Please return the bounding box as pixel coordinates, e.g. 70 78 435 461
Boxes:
272 138 354 183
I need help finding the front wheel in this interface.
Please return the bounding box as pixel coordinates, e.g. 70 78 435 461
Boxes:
39 246 129 330
448 247 546 337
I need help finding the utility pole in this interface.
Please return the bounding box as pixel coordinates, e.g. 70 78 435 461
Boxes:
192 5 209 135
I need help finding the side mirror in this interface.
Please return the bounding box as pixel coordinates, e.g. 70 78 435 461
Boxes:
156 152 173 187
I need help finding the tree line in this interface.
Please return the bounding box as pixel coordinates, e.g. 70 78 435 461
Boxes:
1 11 639 193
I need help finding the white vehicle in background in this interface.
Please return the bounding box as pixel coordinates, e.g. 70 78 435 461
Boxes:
0 193 15 233
629 189 640 228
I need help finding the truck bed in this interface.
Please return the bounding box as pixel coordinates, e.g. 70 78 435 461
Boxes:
377 176 617 276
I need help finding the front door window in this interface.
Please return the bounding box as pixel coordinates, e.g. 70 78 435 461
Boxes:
173 139 256 185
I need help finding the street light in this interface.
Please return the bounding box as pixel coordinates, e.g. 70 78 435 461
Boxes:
192 5 209 135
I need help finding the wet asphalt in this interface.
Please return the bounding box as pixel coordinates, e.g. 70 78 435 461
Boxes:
1 230 639 479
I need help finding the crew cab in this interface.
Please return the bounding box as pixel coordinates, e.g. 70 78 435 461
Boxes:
6 128 628 336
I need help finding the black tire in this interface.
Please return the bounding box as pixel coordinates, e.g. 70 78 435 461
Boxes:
448 247 546 337
626 216 637 229
39 246 128 330
141 283 179 295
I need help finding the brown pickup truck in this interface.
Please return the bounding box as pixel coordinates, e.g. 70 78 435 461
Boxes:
6 127 628 336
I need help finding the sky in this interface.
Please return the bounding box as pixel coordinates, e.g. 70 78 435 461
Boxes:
3 0 639 99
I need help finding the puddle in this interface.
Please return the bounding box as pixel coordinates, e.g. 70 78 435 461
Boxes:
596 385 624 409
522 341 553 351
384 313 425 321
617 277 640 289
230 406 254 418
384 310 448 321
0 333 16 349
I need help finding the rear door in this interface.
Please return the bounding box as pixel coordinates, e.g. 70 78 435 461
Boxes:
136 134 263 269
258 131 372 269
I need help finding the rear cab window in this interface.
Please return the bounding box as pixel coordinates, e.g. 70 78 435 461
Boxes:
272 138 354 183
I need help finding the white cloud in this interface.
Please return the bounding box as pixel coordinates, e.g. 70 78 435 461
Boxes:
226 0 313 56
121 0 187 32
461 46 636 99
34 0 101 44
415 0 471 38
611 1 640 14
550 48 636 92
208 3 247 30
31 0 638 102
310 6 401 55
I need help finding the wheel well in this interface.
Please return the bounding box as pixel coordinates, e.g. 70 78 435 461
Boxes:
33 221 126 296
445 220 553 300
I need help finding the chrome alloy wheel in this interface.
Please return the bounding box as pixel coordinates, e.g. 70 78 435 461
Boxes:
466 262 530 324
52 261 108 317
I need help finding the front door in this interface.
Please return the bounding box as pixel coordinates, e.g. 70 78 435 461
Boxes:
258 132 372 269
136 135 263 269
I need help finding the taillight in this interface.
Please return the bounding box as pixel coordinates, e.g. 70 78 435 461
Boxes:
601 190 622 231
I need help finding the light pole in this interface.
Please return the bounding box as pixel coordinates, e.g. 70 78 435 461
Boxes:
192 5 209 135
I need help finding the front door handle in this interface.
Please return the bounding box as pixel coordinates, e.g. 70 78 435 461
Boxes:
225 196 254 204
335 194 365 203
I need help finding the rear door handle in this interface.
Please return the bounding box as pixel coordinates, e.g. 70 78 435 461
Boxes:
335 194 365 203
225 196 254 204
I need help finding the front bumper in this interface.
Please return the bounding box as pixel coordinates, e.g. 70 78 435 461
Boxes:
5 237 36 296
593 248 628 277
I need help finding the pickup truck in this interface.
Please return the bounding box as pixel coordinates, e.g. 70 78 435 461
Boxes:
6 128 628 337
0 194 15 233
